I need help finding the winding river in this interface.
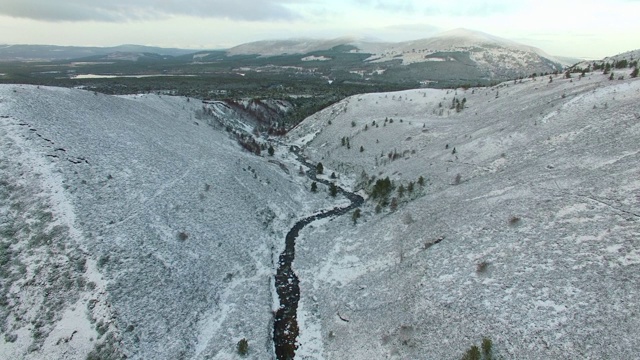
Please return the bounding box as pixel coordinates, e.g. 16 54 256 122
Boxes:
273 146 364 360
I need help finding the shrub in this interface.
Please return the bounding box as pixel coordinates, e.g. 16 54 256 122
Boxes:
462 337 494 360
329 183 338 197
482 337 493 359
462 345 481 360
476 261 489 273
352 209 361 225
177 232 189 241
237 338 249 356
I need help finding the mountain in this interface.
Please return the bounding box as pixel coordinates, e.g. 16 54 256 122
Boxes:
1 29 564 89
225 29 563 80
0 44 197 61
1 52 639 359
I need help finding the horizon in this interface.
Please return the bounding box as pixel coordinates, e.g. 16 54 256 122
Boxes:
0 30 633 62
0 0 638 59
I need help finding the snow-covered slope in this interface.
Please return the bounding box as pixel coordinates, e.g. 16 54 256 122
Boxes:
574 49 640 70
2 62 639 360
359 29 562 76
0 86 330 359
225 29 562 78
227 38 356 57
287 73 640 358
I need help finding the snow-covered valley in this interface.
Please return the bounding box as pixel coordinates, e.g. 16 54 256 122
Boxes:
1 67 640 359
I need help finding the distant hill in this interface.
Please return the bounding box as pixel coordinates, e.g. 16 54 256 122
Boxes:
225 29 564 80
0 30 578 90
0 44 197 61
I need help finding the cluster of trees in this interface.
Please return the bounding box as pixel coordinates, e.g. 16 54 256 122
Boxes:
450 97 467 112
365 175 426 213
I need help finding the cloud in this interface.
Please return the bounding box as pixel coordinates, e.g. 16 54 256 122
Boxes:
352 0 518 17
0 0 303 22
353 0 416 12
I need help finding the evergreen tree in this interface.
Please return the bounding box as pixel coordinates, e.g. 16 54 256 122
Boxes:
316 162 324 174
352 208 361 225
418 176 425 186
609 72 615 80
398 184 405 198
268 145 275 156
330 172 337 179
360 145 364 152
407 182 414 193
631 67 639 78
329 183 338 197
310 182 317 193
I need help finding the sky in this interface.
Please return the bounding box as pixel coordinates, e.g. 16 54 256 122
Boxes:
0 0 638 59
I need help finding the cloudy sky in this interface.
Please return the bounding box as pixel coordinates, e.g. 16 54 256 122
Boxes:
0 0 638 58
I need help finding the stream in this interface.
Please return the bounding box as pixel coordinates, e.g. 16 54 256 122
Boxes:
273 146 364 360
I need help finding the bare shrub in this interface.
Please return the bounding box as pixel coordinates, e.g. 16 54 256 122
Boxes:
177 232 189 241
454 173 462 185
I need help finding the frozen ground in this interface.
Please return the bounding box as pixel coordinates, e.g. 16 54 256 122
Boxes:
0 86 337 359
1 65 639 360
288 71 640 359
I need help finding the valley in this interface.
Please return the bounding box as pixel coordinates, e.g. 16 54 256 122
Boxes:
0 37 639 360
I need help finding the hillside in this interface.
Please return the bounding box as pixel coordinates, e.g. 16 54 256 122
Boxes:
0 86 336 359
0 63 639 360
287 71 640 358
225 29 563 81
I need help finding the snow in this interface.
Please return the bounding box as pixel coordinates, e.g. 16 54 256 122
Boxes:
287 73 640 359
1 66 639 359
301 56 331 62
0 85 334 359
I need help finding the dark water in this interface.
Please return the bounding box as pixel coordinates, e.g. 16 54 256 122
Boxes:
273 147 364 360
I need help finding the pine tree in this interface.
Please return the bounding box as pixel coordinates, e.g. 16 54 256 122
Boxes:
268 145 274 156
330 172 336 179
352 208 361 225
360 145 364 152
418 176 425 186
310 182 317 192
329 183 338 197
316 162 324 174
631 67 639 78
398 184 405 198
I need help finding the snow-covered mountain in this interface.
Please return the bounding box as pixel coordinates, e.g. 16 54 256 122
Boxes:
1 58 639 359
227 29 563 78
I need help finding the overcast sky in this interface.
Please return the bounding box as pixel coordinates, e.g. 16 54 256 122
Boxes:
0 0 638 59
